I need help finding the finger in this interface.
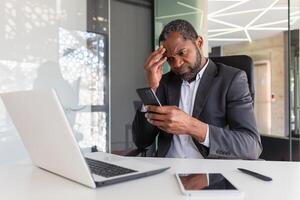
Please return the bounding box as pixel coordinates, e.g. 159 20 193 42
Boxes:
145 48 166 69
145 46 163 65
146 105 168 114
151 57 167 72
148 49 166 66
157 62 164 72
157 126 168 132
147 105 178 113
147 118 167 127
145 112 167 121
145 56 167 72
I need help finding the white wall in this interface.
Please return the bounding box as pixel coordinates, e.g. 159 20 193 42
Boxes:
110 0 151 150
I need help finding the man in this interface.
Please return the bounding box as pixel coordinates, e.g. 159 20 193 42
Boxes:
132 19 262 159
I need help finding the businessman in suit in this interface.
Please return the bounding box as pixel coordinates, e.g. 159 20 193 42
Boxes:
132 19 262 159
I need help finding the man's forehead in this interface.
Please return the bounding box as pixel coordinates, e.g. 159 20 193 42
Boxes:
163 45 182 54
161 33 186 53
161 37 190 56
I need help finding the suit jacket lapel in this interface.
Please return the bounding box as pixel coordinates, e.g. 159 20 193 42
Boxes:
167 72 182 106
191 60 218 158
192 60 218 118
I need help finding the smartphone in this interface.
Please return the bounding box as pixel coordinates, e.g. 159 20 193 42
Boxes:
175 173 243 198
136 87 162 106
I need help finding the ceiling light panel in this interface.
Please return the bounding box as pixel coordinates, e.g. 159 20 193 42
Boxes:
208 0 299 47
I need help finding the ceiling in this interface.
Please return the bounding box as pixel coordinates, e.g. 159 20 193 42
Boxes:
207 0 299 47
153 0 299 47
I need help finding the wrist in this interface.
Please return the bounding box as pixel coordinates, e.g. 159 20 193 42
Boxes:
149 84 159 92
146 82 158 92
188 117 207 142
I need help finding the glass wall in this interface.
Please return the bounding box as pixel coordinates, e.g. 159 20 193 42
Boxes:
208 0 290 137
208 0 300 161
0 0 110 163
289 0 300 160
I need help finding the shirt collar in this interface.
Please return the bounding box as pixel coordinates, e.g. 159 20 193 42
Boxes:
196 58 209 81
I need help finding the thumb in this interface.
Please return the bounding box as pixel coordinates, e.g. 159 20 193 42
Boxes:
157 63 164 73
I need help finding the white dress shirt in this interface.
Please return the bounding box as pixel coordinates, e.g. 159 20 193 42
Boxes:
165 59 210 158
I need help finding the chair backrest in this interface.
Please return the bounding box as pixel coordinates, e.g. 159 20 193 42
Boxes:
210 55 255 102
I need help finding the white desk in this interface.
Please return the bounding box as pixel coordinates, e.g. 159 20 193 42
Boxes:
0 154 300 200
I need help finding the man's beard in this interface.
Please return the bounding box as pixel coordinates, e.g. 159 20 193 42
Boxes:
173 46 203 82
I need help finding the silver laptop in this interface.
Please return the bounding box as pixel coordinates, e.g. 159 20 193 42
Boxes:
0 89 169 188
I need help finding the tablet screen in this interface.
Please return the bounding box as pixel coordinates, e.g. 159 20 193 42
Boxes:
178 173 237 191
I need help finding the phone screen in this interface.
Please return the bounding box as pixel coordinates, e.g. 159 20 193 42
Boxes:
178 173 237 191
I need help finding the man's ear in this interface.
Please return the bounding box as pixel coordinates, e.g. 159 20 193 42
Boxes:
196 36 203 48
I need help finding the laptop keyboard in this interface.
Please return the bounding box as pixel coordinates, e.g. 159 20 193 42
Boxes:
85 157 137 178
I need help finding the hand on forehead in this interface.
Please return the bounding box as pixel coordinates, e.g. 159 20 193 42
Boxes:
160 33 187 57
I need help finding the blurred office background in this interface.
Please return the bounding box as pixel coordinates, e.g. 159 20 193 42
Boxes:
0 0 299 163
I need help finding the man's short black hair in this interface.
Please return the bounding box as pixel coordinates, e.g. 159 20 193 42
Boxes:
158 19 198 44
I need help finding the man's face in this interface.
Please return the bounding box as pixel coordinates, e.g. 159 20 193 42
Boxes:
161 32 203 81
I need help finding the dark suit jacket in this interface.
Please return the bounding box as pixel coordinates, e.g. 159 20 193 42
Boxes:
132 59 262 159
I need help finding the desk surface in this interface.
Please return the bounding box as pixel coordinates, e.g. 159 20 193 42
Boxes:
0 154 300 200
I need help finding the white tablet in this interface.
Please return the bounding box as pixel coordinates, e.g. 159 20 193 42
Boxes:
175 173 243 199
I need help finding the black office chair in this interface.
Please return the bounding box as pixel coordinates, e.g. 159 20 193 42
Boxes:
115 55 255 157
210 55 255 102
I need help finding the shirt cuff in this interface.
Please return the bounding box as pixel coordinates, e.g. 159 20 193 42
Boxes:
140 104 148 112
200 125 210 147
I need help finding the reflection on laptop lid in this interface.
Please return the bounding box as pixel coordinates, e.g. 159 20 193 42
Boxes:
0 89 169 188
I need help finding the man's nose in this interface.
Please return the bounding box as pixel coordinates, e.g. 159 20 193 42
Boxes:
172 57 184 68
